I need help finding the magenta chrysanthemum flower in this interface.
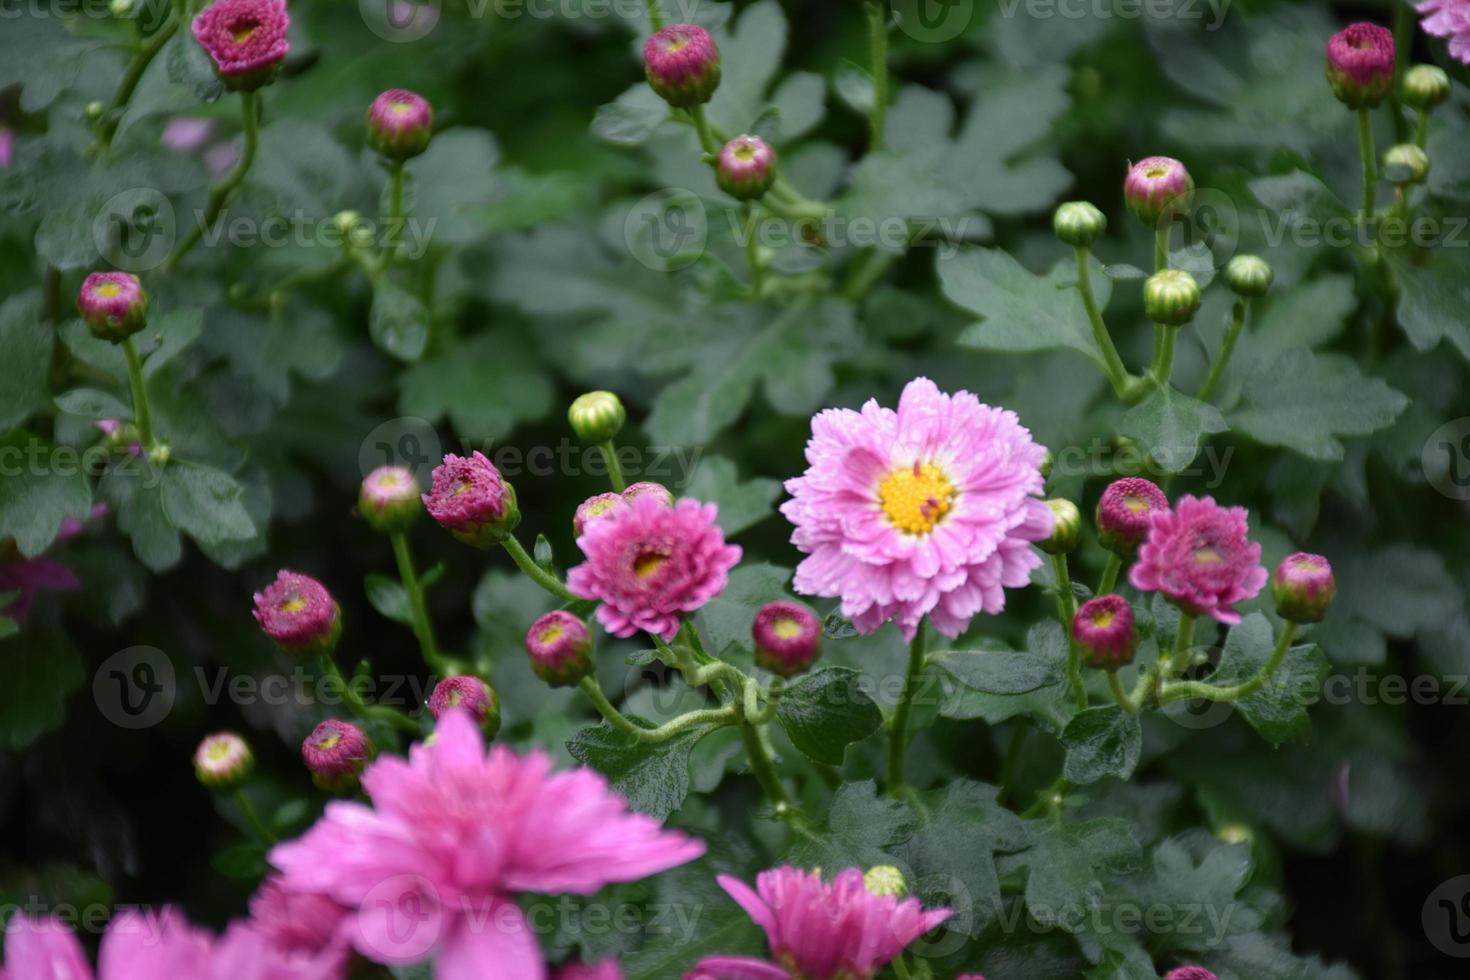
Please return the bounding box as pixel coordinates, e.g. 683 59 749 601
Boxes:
716 135 777 201
192 0 290 91
1073 595 1137 671
0 126 13 169
1419 0 1470 63
751 601 821 678
1129 495 1267 625
1326 22 1397 106
1271 551 1336 624
427 675 500 736
644 23 721 107
302 719 375 791
526 610 594 686
1124 156 1194 225
269 711 706 977
1164 969 1219 980
249 874 353 965
423 452 520 547
77 271 147 341
781 377 1052 641
367 89 434 160
692 866 951 980
252 570 342 655
568 495 741 642
1095 477 1170 556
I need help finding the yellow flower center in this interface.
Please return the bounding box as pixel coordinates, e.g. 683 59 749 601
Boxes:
279 594 308 613
1123 494 1150 513
770 616 803 640
316 732 341 751
206 742 234 762
231 21 259 43
1090 609 1116 628
634 552 668 578
538 624 565 644
878 461 956 535
95 282 123 298
1193 546 1222 563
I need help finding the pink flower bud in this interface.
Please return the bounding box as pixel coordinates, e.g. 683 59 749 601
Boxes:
358 465 422 535
252 570 342 656
1073 595 1137 671
1124 155 1193 226
622 481 674 508
644 24 721 108
716 135 777 201
575 492 628 538
194 732 253 791
302 718 374 792
1327 22 1396 108
77 271 147 342
367 89 433 161
428 675 500 737
1271 552 1336 623
525 610 594 687
1164 969 1219 980
192 0 290 92
422 452 520 548
752 601 821 677
1095 477 1169 557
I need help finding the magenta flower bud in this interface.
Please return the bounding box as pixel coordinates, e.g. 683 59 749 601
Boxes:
575 492 627 538
1271 552 1336 624
716 135 777 201
77 271 147 342
644 23 721 108
422 451 521 548
752 601 822 678
525 610 594 687
428 675 501 737
1095 477 1169 557
1327 22 1396 109
194 732 254 792
191 0 290 92
359 465 422 535
252 570 342 656
367 89 433 161
302 718 374 793
1124 156 1193 226
622 481 674 508
1073 595 1137 671
1164 969 1219 980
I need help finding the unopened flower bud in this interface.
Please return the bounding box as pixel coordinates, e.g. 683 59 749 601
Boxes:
367 89 433 161
1164 969 1219 980
622 481 673 508
1215 822 1254 846
1271 552 1335 623
192 0 291 93
644 23 721 108
568 391 626 444
194 732 254 791
1124 156 1193 226
333 210 374 249
716 135 777 201
1053 201 1107 247
1383 143 1429 185
1327 22 1396 109
1143 269 1202 326
302 719 374 793
1039 449 1053 480
252 570 342 656
423 452 520 548
525 610 594 686
1073 595 1137 670
359 465 422 535
1038 499 1081 555
84 101 105 121
863 865 908 898
1403 64 1450 110
1223 255 1273 298
428 675 501 738
1096 477 1169 557
77 271 147 342
109 0 134 17
574 492 627 538
752 601 821 677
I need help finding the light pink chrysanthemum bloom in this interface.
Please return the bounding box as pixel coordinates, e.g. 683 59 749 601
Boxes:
268 710 706 979
781 377 1052 641
1129 495 1267 625
568 494 741 641
192 0 290 91
1419 0 1470 62
693 867 951 980
249 874 354 965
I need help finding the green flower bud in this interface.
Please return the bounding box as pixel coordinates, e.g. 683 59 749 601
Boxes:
568 391 626 444
1223 255 1273 298
1038 498 1081 555
863 865 908 898
194 732 254 792
1053 201 1107 248
1383 143 1430 186
1403 64 1450 110
1143 269 1202 327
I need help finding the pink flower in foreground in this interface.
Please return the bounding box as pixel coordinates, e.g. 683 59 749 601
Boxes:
192 0 290 91
1164 969 1219 980
693 867 951 980
555 962 623 980
269 711 705 979
781 377 1051 641
249 874 354 965
568 494 741 641
1418 0 1470 63
1129 495 1267 625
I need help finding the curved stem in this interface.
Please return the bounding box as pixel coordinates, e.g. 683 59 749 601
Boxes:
1166 613 1197 681
165 90 261 272
643 0 665 31
234 789 277 845
1074 246 1134 399
598 441 626 492
1107 670 1136 713
501 534 578 602
864 0 889 150
1197 298 1250 402
740 721 795 813
1357 108 1378 223
385 162 406 266
1097 554 1123 596
688 104 719 157
390 533 448 675
315 652 420 734
95 14 180 152
1161 622 1298 704
121 336 156 449
886 621 927 794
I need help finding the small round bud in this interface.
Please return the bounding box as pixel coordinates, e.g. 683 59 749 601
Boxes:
1223 255 1273 298
359 465 422 535
109 0 134 17
1096 478 1169 557
1038 499 1081 555
333 210 374 249
1327 22 1395 109
1215 823 1254 846
715 135 777 201
302 719 374 793
568 391 626 444
422 452 520 548
95 419 143 457
428 675 501 738
77 271 147 342
752 601 822 678
574 492 628 538
1073 595 1137 671
367 89 433 162
1403 64 1451 110
622 481 673 508
84 101 105 121
863 865 908 898
525 610 594 686
1143 269 1202 326
1383 143 1430 185
194 732 254 791
1039 449 1053 480
1164 969 1219 980
252 570 342 656
1271 552 1335 624
644 23 721 108
191 0 291 93
1052 201 1107 247
1124 156 1193 226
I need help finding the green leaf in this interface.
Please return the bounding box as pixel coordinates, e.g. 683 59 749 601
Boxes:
707 0 786 133
365 573 413 627
101 466 183 572
775 666 883 765
0 293 52 432
0 625 84 750
1120 386 1228 474
1022 818 1142 934
938 623 1074 732
591 85 671 146
160 462 257 546
55 387 131 421
399 333 554 443
1206 613 1329 745
1386 247 1470 361
932 646 1063 695
565 722 709 821
211 843 268 881
680 455 780 536
1061 706 1143 784
407 128 502 247
138 308 204 379
369 278 429 362
0 433 94 557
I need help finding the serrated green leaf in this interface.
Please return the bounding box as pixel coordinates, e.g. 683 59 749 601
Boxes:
775 666 882 765
1120 386 1228 474
1061 706 1143 784
0 293 52 432
0 433 94 557
565 721 709 821
160 462 257 546
55 387 131 421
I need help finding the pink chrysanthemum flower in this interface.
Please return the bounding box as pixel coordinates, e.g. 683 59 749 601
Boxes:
302 719 375 792
1418 0 1470 63
249 874 353 965
567 495 741 641
555 962 623 980
1326 22 1397 106
367 89 434 161
252 570 342 655
781 377 1052 641
644 24 721 107
77 271 148 341
423 451 520 547
1095 477 1169 556
751 601 821 678
1129 495 1267 625
693 866 951 980
0 126 13 169
269 711 705 978
0 504 103 622
1164 969 1219 980
192 0 290 91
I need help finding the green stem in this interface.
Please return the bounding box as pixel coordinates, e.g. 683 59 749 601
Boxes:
1358 107 1378 223
743 202 765 298
892 953 915 980
740 721 795 813
1021 776 1070 819
121 336 156 449
315 652 420 734
1150 325 1179 388
1108 670 1137 713
1162 622 1298 704
644 0 665 30
1415 110 1430 149
165 90 261 272
576 674 734 743
1167 613 1197 680
501 534 578 602
390 533 448 675
1097 554 1122 596
234 789 276 844
689 104 719 156
886 621 927 794
1053 554 1086 709
385 162 406 265
1154 226 1170 271
598 441 626 492
1197 298 1250 402
865 0 889 150
95 14 180 151
1074 246 1134 399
